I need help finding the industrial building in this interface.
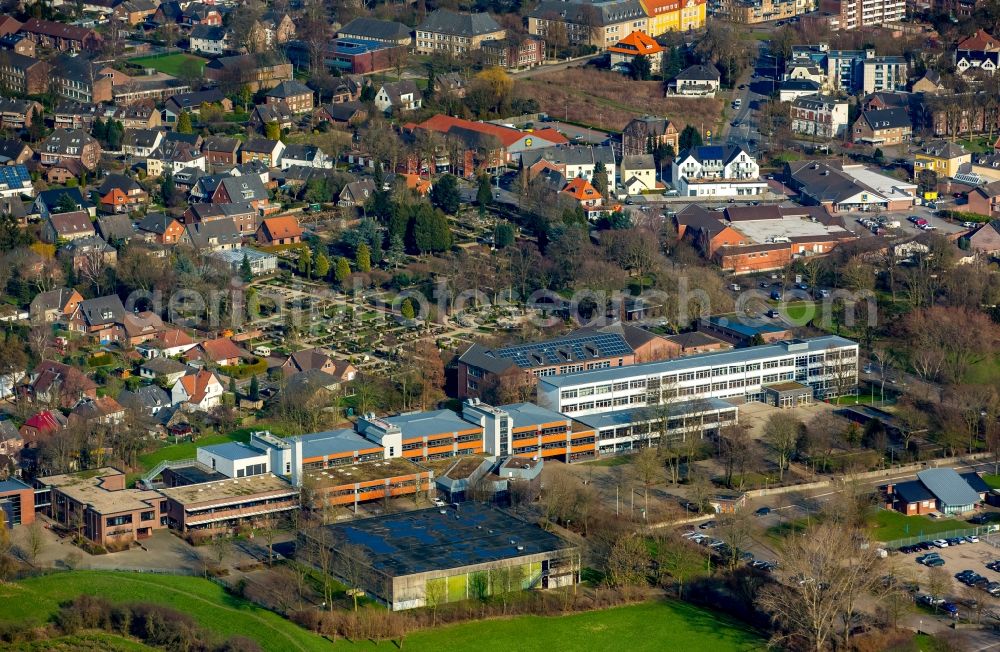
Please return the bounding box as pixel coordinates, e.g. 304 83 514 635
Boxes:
301 503 579 610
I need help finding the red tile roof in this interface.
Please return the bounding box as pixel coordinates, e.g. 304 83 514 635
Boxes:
561 176 601 201
959 29 1000 51
259 215 302 240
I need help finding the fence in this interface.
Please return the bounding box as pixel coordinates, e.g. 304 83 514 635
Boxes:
883 525 997 550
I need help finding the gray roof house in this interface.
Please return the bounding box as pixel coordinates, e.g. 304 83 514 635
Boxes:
180 218 243 252
279 144 331 170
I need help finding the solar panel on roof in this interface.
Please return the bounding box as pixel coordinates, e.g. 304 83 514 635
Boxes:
493 333 631 368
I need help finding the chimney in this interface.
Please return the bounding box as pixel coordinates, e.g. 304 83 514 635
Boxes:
291 438 303 487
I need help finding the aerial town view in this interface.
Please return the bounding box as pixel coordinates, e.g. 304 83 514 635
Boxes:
1 0 1000 649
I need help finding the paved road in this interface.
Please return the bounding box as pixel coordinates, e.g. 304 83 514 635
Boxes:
511 54 600 79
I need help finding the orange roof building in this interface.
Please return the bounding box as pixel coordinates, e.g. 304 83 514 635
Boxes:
256 215 303 246
401 173 432 195
561 177 603 208
609 31 664 74
413 114 568 167
958 29 1000 52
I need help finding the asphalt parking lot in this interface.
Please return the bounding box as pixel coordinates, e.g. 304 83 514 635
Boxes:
903 539 1000 597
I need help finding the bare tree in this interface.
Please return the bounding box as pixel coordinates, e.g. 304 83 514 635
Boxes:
763 412 801 481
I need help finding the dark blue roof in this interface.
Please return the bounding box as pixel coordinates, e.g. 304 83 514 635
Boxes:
0 165 30 188
961 472 991 494
0 478 31 494
893 480 933 504
697 145 725 160
703 315 788 337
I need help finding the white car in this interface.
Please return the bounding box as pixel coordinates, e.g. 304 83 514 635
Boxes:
967 535 980 543
932 539 950 548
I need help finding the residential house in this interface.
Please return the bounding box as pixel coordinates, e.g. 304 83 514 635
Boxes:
791 94 849 139
265 80 314 114
118 385 172 418
28 360 98 407
139 357 190 384
812 0 904 31
0 421 22 457
0 98 42 131
201 135 240 167
0 137 33 164
33 187 95 219
184 338 248 367
914 140 971 180
122 128 164 158
240 138 285 167
121 311 168 346
147 138 206 177
257 10 296 47
19 18 102 52
718 0 807 24
59 235 118 276
204 53 293 92
178 2 223 27
53 102 101 130
189 25 231 55
852 108 912 146
608 31 663 74
163 90 233 126
561 177 605 217
338 17 413 46
211 176 270 216
374 80 422 113
778 79 822 102
671 64 721 96
621 116 679 157
137 329 198 359
30 288 83 323
179 219 243 253
968 220 1000 254
42 211 95 244
114 0 158 25
955 29 1000 75
95 214 136 242
415 9 505 55
97 174 148 213
39 129 101 171
672 145 765 197
20 410 68 445
314 102 367 126
279 348 357 381
44 159 85 185
279 144 330 170
481 36 546 69
136 212 185 245
0 31 34 56
521 145 617 190
185 202 258 235
256 215 302 245
529 0 648 49
171 370 225 411
68 294 126 343
249 102 294 132
620 154 657 194
911 70 945 94
338 178 378 207
70 396 126 428
0 164 32 198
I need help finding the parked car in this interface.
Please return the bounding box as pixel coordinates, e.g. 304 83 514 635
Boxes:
932 539 950 548
755 507 771 516
966 535 980 543
699 520 717 530
941 602 959 616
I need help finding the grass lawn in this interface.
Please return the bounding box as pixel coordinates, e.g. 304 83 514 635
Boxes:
9 632 157 651
0 571 329 652
965 354 1000 386
127 53 206 76
584 455 632 467
870 509 965 542
329 601 764 652
983 474 1000 489
782 302 818 322
138 430 251 471
957 137 993 154
832 390 885 405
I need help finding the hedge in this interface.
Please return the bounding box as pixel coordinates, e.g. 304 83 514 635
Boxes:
219 357 267 379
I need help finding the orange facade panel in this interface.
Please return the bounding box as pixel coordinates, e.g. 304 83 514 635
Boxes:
540 432 568 444
540 447 567 457
570 442 595 452
426 444 455 455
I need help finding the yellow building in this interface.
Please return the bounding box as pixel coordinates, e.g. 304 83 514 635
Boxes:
914 140 971 180
640 0 706 36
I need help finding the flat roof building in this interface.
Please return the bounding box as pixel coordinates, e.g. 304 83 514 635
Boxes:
537 336 858 416
0 477 35 527
36 467 167 547
160 473 299 534
302 503 578 610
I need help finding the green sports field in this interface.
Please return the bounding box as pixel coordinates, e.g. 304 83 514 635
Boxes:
338 600 766 652
0 572 766 652
128 53 207 76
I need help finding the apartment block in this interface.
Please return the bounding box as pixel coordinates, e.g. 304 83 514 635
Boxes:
536 336 859 415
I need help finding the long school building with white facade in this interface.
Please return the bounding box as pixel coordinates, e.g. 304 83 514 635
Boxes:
536 336 859 416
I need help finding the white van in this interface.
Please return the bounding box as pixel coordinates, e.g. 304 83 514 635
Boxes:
732 98 742 110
